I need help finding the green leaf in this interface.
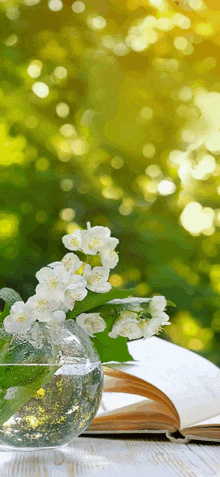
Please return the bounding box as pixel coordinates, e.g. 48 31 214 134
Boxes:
67 288 136 319
0 365 58 427
0 363 51 389
90 317 135 363
166 300 176 307
0 303 10 323
0 288 22 308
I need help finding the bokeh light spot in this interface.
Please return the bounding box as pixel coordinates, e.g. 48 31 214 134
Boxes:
4 34 18 46
195 23 214 37
136 282 151 296
179 87 192 101
27 60 42 78
111 156 124 169
180 202 214 236
87 15 106 30
174 36 188 51
48 0 63 11
158 179 176 196
59 208 75 221
59 124 76 137
56 103 70 118
71 138 88 155
35 157 50 171
109 274 123 287
54 66 67 79
60 179 74 191
206 133 220 153
139 107 153 120
32 82 49 98
0 214 19 240
142 144 156 158
71 1 85 13
25 116 38 129
145 164 162 179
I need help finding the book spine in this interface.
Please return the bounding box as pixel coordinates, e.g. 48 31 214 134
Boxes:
166 431 191 443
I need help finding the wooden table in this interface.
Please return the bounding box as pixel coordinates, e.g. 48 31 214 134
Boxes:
0 434 220 477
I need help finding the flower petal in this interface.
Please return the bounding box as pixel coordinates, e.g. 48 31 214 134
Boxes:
108 317 142 340
62 230 82 251
149 296 166 314
36 267 52 283
76 312 106 337
64 286 88 310
100 249 119 269
48 261 62 269
52 310 66 322
61 252 83 272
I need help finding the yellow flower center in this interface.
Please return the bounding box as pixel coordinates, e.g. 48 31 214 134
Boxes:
109 251 117 259
87 237 102 250
62 257 73 269
36 299 48 311
70 238 79 247
85 317 99 330
120 325 133 336
89 272 102 283
17 313 27 322
48 278 58 289
74 293 81 300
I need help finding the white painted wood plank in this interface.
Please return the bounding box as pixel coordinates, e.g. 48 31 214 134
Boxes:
0 436 220 477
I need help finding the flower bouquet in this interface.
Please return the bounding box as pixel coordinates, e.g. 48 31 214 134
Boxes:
0 223 174 450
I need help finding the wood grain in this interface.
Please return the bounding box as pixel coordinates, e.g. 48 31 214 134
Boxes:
0 435 220 477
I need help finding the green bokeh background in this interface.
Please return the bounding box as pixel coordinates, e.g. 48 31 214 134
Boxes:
1 0 220 363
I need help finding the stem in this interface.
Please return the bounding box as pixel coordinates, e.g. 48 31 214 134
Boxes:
10 336 14 347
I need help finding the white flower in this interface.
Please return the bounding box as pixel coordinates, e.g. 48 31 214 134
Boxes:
62 253 82 273
64 284 88 311
59 303 69 313
100 249 119 269
83 264 111 293
26 294 60 322
3 301 36 335
49 253 82 276
155 311 170 324
80 224 112 255
149 296 166 315
120 310 139 320
62 229 82 252
48 261 61 269
69 274 87 287
76 312 106 338
108 313 143 340
139 312 170 339
36 265 68 302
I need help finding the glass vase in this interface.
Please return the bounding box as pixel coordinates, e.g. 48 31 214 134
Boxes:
0 319 103 451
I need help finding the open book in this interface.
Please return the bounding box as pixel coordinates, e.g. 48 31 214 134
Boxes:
84 336 220 443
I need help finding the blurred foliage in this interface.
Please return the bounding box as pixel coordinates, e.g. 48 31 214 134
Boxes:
1 0 220 363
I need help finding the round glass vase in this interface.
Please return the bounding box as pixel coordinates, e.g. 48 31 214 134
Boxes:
0 319 103 451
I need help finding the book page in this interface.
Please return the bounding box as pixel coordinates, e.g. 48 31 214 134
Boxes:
186 415 220 427
104 337 220 429
97 392 150 415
